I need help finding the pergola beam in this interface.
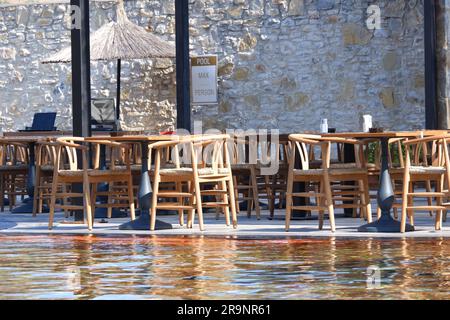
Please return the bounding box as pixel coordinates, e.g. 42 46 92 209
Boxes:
424 0 438 129
175 0 191 131
71 0 91 138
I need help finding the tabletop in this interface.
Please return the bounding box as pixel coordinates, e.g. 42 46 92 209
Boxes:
321 130 449 139
84 134 181 142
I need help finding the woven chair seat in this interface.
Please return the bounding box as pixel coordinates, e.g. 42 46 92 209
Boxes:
409 166 446 174
58 169 130 177
389 166 446 174
160 167 230 176
40 165 54 172
293 168 367 176
0 164 28 171
111 164 142 171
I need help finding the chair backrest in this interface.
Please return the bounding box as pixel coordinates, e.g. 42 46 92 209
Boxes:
230 133 290 172
288 134 330 170
36 140 58 169
189 134 231 175
0 141 29 166
403 135 448 169
54 137 130 172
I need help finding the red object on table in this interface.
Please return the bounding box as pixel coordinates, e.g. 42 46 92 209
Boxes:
160 130 175 135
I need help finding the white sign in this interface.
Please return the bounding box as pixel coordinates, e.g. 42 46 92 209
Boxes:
191 55 218 104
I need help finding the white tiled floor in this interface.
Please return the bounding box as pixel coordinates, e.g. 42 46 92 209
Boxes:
0 204 448 238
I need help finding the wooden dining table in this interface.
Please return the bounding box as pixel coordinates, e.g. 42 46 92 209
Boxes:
85 134 183 230
322 130 448 233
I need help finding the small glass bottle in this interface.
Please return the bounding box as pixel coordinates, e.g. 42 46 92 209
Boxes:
320 118 328 134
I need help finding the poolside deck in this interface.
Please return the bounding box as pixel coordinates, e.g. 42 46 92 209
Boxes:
0 205 448 238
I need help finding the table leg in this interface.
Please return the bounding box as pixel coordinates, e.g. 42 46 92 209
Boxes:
119 141 172 230
94 144 127 219
342 144 356 217
358 137 414 232
12 142 39 214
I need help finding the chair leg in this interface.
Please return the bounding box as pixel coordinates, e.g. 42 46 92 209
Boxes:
362 176 372 223
150 175 160 231
285 170 294 232
48 176 58 230
318 182 324 230
62 183 69 218
187 181 194 228
425 180 434 217
107 183 113 219
323 174 335 232
220 180 230 227
83 178 93 231
194 179 205 231
227 178 238 229
436 177 443 231
408 182 414 226
400 172 410 233
233 176 240 214
250 166 260 220
32 171 40 217
176 182 184 226
127 176 136 221
0 174 5 212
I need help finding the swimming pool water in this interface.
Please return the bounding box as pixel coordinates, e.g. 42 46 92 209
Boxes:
0 235 448 299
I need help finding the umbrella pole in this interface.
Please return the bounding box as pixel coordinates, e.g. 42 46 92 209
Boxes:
116 58 121 122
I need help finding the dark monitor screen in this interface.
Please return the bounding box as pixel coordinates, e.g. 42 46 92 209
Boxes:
91 98 116 125
30 112 57 131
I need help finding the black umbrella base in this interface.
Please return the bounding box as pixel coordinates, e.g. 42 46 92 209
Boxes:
119 214 172 230
358 215 414 233
94 207 128 219
132 209 179 217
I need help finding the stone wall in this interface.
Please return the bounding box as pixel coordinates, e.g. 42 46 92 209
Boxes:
0 0 426 133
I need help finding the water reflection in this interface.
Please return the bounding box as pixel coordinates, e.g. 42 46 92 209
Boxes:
0 235 448 299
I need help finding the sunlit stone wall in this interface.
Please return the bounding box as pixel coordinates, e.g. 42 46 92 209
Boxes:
0 0 425 133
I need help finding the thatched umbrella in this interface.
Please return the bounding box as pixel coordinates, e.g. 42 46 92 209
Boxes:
42 0 175 121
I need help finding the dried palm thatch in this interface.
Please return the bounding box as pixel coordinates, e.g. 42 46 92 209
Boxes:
41 0 175 121
42 1 175 63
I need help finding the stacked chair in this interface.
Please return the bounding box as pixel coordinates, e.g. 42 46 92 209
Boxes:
149 134 237 231
48 137 136 230
400 135 449 232
0 140 29 211
285 134 372 232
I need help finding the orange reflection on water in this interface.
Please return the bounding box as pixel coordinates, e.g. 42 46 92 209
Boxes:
0 235 448 299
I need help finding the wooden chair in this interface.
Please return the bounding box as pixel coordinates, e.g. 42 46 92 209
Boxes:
286 134 372 232
0 141 28 212
48 137 135 230
257 134 291 219
33 140 60 216
286 134 335 231
230 133 261 219
150 134 237 231
400 135 448 232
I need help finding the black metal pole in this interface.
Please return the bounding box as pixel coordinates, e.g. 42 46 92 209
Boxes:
175 0 191 131
71 0 91 221
117 58 121 121
425 0 437 129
